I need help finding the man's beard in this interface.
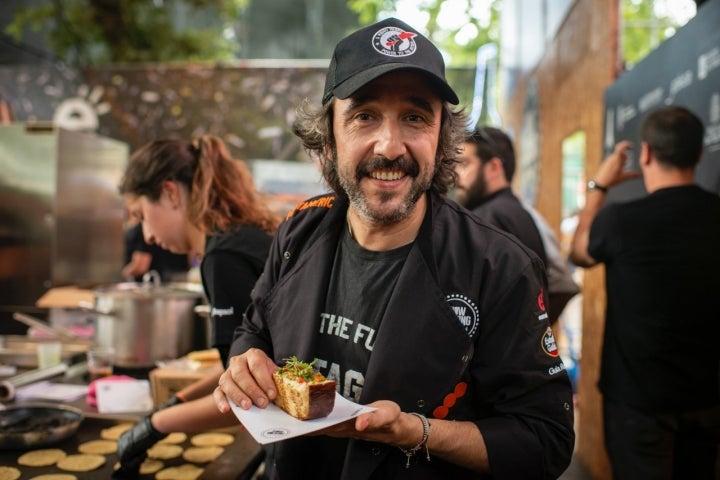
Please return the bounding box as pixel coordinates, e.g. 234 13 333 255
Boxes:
456 173 488 210
332 154 435 225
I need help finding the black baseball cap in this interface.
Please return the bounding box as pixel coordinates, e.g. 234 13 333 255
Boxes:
322 17 459 105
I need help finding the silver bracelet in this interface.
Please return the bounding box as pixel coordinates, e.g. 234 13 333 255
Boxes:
399 412 431 468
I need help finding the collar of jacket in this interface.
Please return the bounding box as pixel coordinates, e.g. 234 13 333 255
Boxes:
319 191 440 279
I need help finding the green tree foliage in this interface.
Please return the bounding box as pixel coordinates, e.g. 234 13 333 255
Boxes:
427 2 500 68
242 0 358 59
348 0 501 67
5 0 248 65
621 0 689 69
5 0 500 70
347 0 394 25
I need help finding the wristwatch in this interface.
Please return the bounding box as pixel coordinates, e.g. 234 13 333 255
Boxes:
587 179 608 193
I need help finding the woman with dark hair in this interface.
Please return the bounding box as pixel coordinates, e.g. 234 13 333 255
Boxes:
120 135 279 363
115 135 279 477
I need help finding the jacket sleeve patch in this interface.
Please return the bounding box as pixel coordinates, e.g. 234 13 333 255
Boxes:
536 288 549 322
541 326 559 357
285 195 335 220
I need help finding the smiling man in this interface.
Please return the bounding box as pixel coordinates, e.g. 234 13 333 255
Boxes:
215 17 574 480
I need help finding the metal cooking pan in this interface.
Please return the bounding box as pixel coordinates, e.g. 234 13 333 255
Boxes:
0 403 83 450
91 280 205 367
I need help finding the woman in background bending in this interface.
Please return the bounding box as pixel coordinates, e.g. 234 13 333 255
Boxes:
115 135 279 477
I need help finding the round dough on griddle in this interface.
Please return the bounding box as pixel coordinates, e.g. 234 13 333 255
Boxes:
189 432 234 447
56 453 106 472
17 448 67 467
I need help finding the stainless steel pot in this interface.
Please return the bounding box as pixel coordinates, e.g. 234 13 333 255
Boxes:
92 279 205 368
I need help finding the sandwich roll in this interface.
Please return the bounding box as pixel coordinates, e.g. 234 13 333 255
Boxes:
272 357 336 420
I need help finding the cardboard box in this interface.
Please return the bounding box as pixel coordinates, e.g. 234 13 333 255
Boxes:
33 287 97 338
36 286 94 309
149 356 222 406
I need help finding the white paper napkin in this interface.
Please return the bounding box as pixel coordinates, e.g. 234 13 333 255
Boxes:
230 393 376 444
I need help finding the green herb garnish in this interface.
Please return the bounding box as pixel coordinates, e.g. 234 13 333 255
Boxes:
277 356 323 382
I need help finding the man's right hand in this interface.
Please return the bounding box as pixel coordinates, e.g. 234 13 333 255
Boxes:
115 415 168 476
594 140 642 188
213 348 278 414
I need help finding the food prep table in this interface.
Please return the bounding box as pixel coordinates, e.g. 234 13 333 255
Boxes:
0 336 264 480
0 406 264 479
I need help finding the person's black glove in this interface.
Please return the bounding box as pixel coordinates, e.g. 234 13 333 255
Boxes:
115 415 168 478
111 453 145 479
155 394 183 411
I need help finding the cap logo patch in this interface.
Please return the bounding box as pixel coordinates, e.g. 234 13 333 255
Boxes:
372 26 417 57
446 293 479 337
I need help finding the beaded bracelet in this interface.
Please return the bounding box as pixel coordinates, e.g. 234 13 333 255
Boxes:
399 412 431 468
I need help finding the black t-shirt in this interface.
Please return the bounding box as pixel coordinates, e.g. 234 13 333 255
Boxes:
201 226 272 365
589 185 720 412
317 227 411 401
308 227 412 479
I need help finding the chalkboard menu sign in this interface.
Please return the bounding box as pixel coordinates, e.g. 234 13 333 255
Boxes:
603 0 720 202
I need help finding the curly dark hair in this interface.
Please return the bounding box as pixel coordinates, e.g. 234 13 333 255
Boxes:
292 99 468 198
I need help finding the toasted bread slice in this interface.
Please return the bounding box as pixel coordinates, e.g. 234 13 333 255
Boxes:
272 357 336 420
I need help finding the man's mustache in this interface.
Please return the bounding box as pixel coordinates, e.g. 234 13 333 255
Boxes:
357 156 419 180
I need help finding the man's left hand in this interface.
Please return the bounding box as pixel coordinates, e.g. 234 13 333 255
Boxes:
314 400 423 449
